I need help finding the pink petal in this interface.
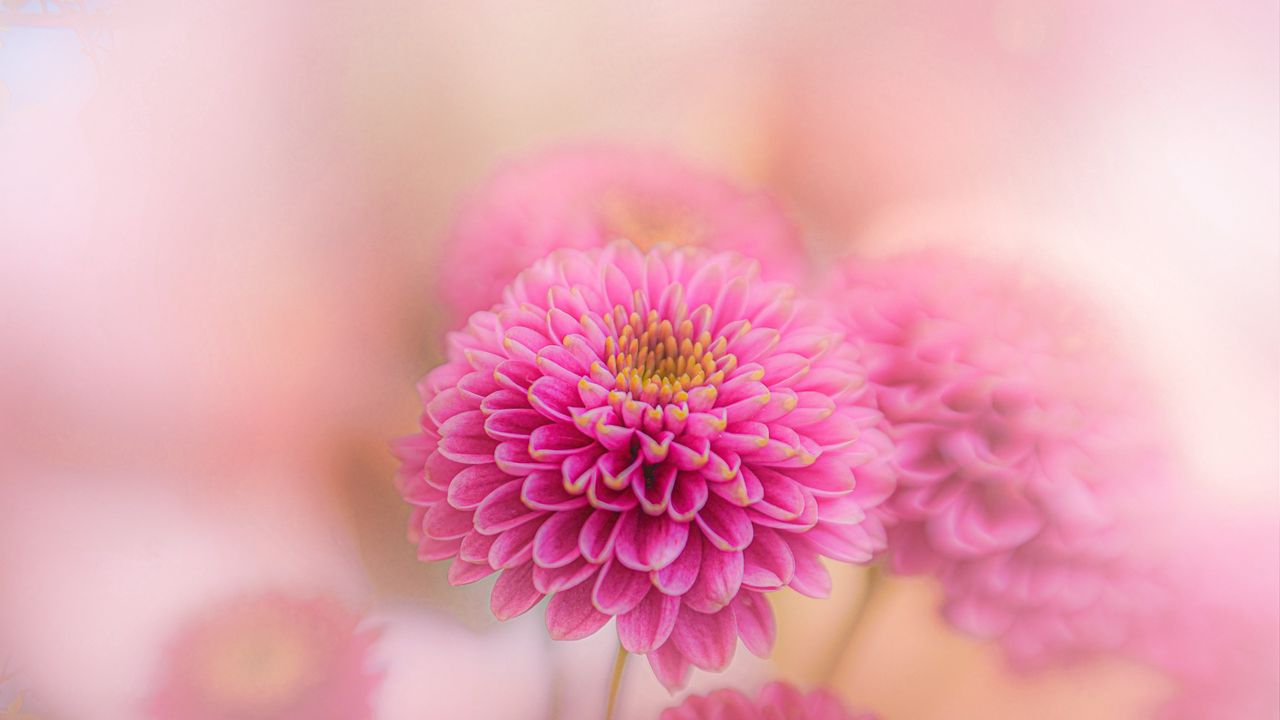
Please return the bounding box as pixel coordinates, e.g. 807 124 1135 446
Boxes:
447 464 517 510
670 607 737 672
579 508 623 563
592 559 653 615
653 530 703 596
694 495 754 551
474 482 543 535
668 472 709 522
522 470 589 511
741 526 795 590
448 558 495 586
546 581 612 641
533 507 591 569
490 562 544 620
424 502 475 540
684 545 743 613
805 522 875 563
617 590 681 653
529 423 595 461
647 639 692 692
533 557 600 594
488 517 545 569
635 463 678 515
614 510 690 572
483 408 550 441
788 540 833 598
528 376 577 421
730 591 776 658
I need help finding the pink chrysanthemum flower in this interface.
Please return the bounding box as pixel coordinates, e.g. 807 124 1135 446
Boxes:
437 147 803 321
395 242 893 690
832 251 1172 667
148 593 382 720
660 682 877 720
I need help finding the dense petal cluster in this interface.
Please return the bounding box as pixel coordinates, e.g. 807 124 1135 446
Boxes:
660 682 877 720
148 593 382 720
396 242 893 689
437 147 803 320
832 251 1173 666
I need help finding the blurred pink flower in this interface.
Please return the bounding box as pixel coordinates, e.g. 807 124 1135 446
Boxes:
149 593 382 720
660 682 876 720
395 241 894 690
438 147 802 320
1135 511 1280 720
833 250 1173 667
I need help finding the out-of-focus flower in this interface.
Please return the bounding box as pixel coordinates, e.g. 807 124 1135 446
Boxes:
148 593 381 720
437 147 803 321
660 681 877 720
395 241 894 689
1135 511 1280 720
832 250 1173 667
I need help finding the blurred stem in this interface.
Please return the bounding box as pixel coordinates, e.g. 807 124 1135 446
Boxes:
821 563 884 686
604 642 629 720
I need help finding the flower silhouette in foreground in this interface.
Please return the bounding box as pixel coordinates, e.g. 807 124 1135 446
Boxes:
148 593 382 720
660 682 877 720
833 251 1174 667
438 147 802 320
396 242 894 689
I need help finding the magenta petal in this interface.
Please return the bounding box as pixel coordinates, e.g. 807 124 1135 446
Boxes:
447 464 517 510
614 510 691 572
787 540 833 598
424 502 474 540
805 522 875 563
417 535 462 562
730 591 776 658
448 558 495 586
488 517 545 569
668 472 709 521
592 559 653 615
670 606 737 672
694 494 754 551
653 530 703 596
684 545 743 613
533 557 600 594
533 507 591 569
635 463 678 515
474 482 543 535
579 508 623 563
459 530 497 564
490 563 544 620
647 638 692 692
529 423 595 461
617 589 681 653
741 526 796 590
522 470 589 511
546 581 612 641
528 376 576 421
483 408 549 441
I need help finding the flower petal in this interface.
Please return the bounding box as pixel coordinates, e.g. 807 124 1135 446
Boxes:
617 590 681 653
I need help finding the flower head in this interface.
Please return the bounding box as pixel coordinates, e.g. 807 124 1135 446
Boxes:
437 147 802 320
832 251 1173 667
148 593 382 720
660 682 877 720
396 242 893 689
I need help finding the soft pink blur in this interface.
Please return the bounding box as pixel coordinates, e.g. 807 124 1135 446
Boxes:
1 2 1275 719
